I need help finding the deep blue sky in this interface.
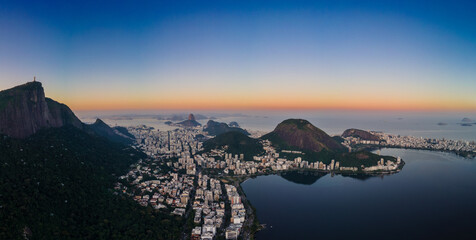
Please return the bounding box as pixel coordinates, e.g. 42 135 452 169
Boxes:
1 0 475 110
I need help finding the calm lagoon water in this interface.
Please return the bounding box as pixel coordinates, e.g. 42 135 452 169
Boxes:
241 148 476 240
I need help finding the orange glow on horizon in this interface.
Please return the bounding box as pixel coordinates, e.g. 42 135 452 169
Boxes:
65 95 476 112
45 79 475 113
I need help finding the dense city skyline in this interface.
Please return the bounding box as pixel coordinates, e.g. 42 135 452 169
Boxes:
1 0 475 111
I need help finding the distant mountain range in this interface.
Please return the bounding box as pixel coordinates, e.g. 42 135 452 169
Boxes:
157 113 208 121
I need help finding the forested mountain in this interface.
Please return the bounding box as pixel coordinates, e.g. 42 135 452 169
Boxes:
0 82 183 239
0 126 182 239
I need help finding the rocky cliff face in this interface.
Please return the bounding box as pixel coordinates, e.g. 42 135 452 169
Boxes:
46 98 83 129
0 82 82 138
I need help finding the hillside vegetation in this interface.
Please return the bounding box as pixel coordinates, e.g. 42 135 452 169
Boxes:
0 126 182 239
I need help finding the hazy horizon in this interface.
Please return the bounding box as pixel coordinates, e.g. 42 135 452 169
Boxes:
76 109 476 142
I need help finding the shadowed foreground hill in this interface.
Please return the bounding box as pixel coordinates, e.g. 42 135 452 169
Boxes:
0 126 182 239
85 118 135 144
203 131 264 160
203 120 249 136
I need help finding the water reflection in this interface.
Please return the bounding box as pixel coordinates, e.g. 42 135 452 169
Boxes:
279 171 327 185
279 170 398 185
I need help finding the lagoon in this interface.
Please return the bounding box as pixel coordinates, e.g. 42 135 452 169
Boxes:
241 148 476 239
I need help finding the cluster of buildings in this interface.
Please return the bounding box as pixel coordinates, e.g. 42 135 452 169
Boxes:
189 174 246 240
116 160 195 214
191 174 225 240
363 157 402 172
343 131 476 154
128 125 203 158
377 132 476 153
119 126 253 239
195 140 349 175
224 184 246 239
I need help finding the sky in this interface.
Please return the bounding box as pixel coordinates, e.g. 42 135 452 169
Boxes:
0 0 475 111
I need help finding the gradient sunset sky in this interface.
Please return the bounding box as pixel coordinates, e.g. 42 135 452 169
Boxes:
1 0 475 111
